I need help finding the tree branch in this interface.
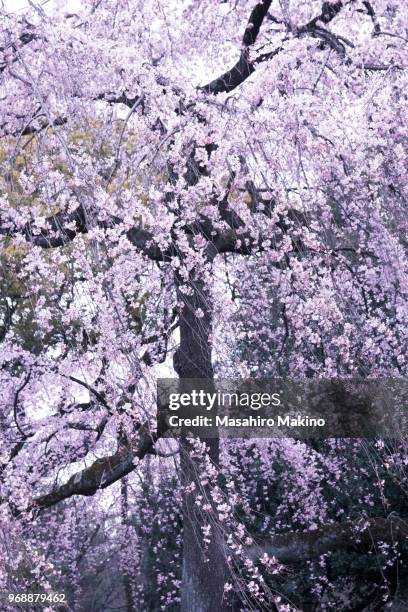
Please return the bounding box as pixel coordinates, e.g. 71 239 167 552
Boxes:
201 1 351 95
0 26 37 74
32 423 158 511
1 208 176 262
0 205 87 248
201 1 273 95
242 0 274 48
298 1 345 33
68 375 111 412
248 516 408 563
13 370 31 439
126 226 176 261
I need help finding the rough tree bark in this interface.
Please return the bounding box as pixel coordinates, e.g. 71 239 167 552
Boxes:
120 477 134 612
174 257 231 612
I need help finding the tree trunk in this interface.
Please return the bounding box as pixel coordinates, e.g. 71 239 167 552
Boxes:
174 267 231 612
120 477 135 612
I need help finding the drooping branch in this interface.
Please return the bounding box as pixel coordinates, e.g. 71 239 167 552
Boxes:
13 370 31 439
201 1 351 95
201 0 273 95
33 423 158 511
0 128 305 261
126 226 176 261
0 207 177 261
96 91 141 109
212 228 256 256
298 1 345 33
247 516 408 564
0 25 37 74
0 109 67 138
0 300 16 342
212 202 307 257
362 0 381 35
0 205 87 248
68 375 111 412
